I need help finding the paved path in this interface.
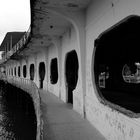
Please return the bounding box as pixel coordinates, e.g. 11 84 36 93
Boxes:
40 90 106 140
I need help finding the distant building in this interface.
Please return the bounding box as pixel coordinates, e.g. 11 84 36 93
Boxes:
0 32 25 51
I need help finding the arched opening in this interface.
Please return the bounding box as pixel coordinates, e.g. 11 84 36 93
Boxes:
50 58 58 84
39 62 45 89
11 68 13 76
23 65 27 78
18 66 20 77
65 50 79 104
30 64 35 81
14 67 16 76
94 15 140 115
9 69 10 76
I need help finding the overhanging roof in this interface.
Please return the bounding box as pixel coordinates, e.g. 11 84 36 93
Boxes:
0 32 25 51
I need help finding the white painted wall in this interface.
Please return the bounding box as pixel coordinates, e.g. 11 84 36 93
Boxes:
47 44 60 97
35 49 47 90
60 28 77 102
86 0 140 140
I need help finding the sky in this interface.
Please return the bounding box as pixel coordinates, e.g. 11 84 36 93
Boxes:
0 0 31 44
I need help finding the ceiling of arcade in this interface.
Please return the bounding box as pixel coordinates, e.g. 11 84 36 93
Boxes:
35 0 91 10
31 0 91 38
22 0 91 55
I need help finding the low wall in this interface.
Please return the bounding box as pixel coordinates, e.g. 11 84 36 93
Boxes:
0 74 43 140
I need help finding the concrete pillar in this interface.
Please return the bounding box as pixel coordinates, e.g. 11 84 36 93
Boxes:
52 36 62 98
44 48 48 91
25 57 29 79
19 61 22 78
34 53 38 86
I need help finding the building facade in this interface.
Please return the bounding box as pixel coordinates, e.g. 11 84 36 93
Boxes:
1 0 140 139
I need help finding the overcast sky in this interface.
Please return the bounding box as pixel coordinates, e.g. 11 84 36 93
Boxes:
0 0 31 44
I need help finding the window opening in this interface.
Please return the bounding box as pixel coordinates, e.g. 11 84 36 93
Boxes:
30 64 35 81
65 50 79 104
11 68 13 76
94 15 140 115
50 58 58 84
23 65 27 78
14 67 16 76
39 62 45 89
18 66 20 77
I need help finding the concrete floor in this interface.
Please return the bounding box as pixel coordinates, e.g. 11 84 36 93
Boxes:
40 90 106 140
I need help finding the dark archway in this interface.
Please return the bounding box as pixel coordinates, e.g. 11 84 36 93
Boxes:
23 65 27 78
14 67 16 76
94 15 140 114
18 66 20 77
11 68 13 76
50 58 58 84
30 64 35 81
65 50 79 104
39 62 45 89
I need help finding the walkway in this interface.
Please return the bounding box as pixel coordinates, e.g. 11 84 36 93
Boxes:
40 90 106 140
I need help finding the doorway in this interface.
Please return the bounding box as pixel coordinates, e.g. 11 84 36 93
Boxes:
30 64 35 81
23 65 27 78
65 50 79 104
39 62 45 89
50 58 58 84
18 66 20 77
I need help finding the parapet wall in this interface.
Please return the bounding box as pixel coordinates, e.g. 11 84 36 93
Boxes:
1 75 43 140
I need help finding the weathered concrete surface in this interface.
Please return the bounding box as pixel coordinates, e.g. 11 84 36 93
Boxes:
40 90 106 140
85 1 140 140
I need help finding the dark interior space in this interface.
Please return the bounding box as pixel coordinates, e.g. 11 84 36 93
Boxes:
0 80 37 140
39 62 45 89
65 50 79 104
23 65 27 78
30 64 35 81
11 68 13 76
94 16 140 113
18 66 20 77
14 67 16 76
50 58 58 84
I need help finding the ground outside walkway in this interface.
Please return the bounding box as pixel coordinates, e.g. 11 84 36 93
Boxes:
40 90 106 140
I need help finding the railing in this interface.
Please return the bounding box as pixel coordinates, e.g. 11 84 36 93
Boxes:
12 26 31 54
2 26 31 61
0 74 43 140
